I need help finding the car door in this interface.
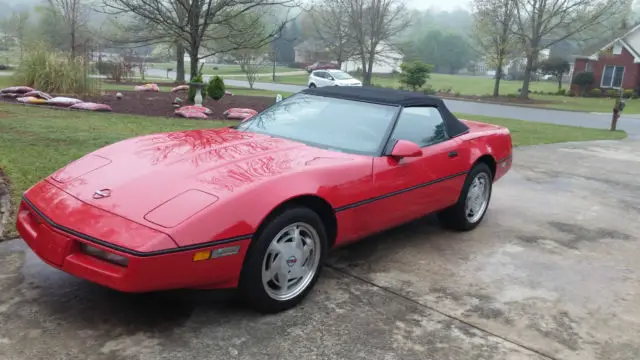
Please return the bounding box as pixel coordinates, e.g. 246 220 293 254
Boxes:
314 71 327 86
363 106 469 233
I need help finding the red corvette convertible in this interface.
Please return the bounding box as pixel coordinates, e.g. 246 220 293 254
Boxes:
16 86 512 313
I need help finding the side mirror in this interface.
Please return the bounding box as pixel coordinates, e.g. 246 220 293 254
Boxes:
390 140 422 158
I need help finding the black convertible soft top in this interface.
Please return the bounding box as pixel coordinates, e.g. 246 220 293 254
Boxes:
301 86 469 137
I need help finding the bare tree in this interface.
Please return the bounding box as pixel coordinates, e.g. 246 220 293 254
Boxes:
1 11 31 61
233 48 267 88
47 0 90 57
471 0 517 97
346 0 410 85
513 0 630 98
308 0 356 67
102 0 298 80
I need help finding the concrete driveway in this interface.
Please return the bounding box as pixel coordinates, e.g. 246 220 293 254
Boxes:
1 138 639 360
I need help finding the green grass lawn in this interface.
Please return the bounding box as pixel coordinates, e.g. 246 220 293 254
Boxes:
274 73 640 114
0 103 234 239
148 63 297 76
275 73 561 94
0 103 627 239
455 113 627 146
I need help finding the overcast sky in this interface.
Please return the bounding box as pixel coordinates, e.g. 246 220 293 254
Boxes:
405 0 471 11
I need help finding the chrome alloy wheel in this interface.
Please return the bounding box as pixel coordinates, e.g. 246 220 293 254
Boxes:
465 172 491 223
261 222 321 301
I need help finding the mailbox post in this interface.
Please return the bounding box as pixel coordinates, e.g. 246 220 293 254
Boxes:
612 97 626 131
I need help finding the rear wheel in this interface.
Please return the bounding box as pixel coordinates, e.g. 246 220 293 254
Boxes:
309 83 317 88
437 162 493 231
239 207 327 313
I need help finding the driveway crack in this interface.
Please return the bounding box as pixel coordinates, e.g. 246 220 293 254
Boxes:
328 264 560 360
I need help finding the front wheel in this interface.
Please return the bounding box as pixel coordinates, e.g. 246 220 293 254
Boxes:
238 207 327 313
437 162 493 231
308 83 317 88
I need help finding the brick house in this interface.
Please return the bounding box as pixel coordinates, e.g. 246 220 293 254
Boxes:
572 24 640 93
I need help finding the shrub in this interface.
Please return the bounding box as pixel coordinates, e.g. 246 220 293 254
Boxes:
207 75 225 100
399 61 433 91
422 86 436 95
556 88 566 96
188 73 207 103
623 89 635 98
12 43 98 95
571 71 595 96
605 89 619 98
212 66 219 70
589 88 602 97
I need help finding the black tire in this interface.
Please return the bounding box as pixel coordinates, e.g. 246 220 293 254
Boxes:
437 162 493 231
238 207 328 313
309 83 317 88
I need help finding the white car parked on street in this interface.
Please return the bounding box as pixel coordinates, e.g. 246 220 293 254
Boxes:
307 69 363 88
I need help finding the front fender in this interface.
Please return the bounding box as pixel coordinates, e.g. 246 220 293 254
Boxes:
164 160 373 248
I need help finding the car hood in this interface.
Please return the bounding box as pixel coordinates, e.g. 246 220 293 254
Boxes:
46 127 355 229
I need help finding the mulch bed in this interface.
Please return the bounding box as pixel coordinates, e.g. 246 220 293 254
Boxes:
1 90 276 120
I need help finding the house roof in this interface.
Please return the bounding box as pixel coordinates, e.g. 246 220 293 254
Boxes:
575 22 640 62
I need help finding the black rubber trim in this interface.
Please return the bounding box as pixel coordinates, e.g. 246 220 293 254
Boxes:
21 196 253 257
334 171 469 212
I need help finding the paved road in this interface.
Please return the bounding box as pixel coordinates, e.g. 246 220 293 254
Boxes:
2 138 640 359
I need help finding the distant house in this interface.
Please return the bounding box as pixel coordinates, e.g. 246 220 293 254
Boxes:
341 42 404 74
572 23 640 91
293 39 403 74
293 39 331 64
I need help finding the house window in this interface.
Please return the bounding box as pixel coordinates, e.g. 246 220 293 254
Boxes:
585 62 592 72
601 65 625 88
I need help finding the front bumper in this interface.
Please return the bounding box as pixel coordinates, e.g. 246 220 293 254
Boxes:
16 183 251 293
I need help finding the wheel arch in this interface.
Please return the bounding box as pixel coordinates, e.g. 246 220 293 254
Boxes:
253 194 338 248
473 154 497 180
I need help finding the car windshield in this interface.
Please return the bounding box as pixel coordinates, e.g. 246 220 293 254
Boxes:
330 71 353 80
234 93 398 155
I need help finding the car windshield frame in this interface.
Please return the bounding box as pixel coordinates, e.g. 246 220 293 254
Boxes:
233 93 402 156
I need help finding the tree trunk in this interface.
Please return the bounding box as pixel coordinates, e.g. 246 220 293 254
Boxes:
493 60 503 97
189 49 199 80
70 29 76 58
520 54 535 98
272 55 276 82
364 50 375 86
176 43 185 83
359 48 368 85
557 77 562 91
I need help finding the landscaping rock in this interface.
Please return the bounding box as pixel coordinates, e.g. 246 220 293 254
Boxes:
3 90 275 120
69 102 113 112
0 86 34 94
134 83 160 92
